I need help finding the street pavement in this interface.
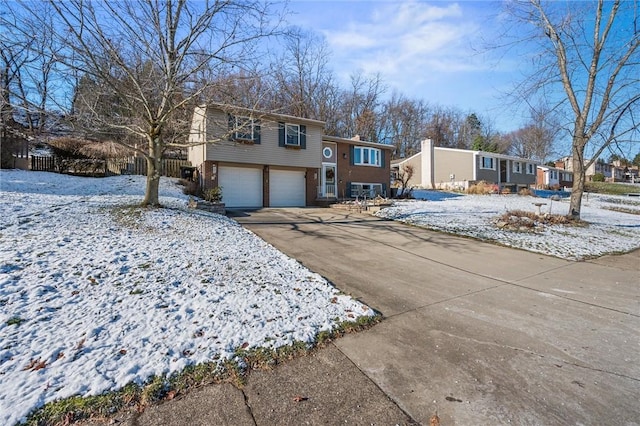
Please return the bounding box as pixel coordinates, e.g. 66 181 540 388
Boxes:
81 207 639 425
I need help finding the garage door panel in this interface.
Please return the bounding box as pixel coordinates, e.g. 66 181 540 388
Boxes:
270 170 306 207
219 166 262 208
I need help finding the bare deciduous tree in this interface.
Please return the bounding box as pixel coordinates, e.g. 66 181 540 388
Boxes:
505 103 559 162
396 163 415 197
19 0 282 206
506 0 640 218
378 92 430 159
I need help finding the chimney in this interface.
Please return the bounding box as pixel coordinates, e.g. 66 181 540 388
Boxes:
421 139 435 188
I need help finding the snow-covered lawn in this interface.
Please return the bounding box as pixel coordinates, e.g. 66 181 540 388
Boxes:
377 189 640 260
0 170 375 425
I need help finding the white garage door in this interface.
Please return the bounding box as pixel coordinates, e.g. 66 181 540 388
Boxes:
270 169 306 207
218 166 263 208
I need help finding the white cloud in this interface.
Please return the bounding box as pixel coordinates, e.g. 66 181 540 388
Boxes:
323 1 487 86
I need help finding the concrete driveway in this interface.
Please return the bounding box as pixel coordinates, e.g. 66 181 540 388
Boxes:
234 208 640 425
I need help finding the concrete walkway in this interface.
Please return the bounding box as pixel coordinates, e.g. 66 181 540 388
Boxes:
82 208 639 425
233 208 640 425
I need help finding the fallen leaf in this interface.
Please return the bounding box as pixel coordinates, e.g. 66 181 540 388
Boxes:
119 349 127 355
23 359 38 371
241 342 249 349
166 390 176 400
429 413 440 426
330 297 338 304
293 395 308 402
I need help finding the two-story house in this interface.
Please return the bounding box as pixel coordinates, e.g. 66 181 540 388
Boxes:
188 104 391 208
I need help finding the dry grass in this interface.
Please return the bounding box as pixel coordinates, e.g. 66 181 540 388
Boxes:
467 181 498 195
497 210 584 231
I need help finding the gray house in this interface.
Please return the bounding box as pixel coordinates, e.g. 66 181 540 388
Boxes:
392 139 539 192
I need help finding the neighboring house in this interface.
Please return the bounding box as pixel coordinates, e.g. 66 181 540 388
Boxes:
611 160 637 182
320 135 393 200
557 156 628 182
392 139 539 191
536 165 573 189
187 104 392 208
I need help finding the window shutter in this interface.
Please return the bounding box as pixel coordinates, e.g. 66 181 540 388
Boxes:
228 114 235 139
278 122 285 147
300 125 306 149
346 181 352 198
380 149 385 167
349 146 355 166
254 121 261 144
382 183 387 197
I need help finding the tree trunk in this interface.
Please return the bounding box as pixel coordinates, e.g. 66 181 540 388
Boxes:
568 138 587 219
142 134 162 207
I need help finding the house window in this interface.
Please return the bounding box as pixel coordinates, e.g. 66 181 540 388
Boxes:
286 124 300 146
526 163 535 174
354 147 381 167
351 183 383 198
480 156 495 170
512 161 522 173
234 116 256 141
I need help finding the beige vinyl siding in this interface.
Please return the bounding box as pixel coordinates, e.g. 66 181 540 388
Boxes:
187 106 207 166
434 149 475 183
394 153 422 188
204 109 321 168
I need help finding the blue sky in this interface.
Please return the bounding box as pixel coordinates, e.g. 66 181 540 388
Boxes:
287 0 523 132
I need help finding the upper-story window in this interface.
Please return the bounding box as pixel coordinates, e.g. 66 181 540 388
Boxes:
526 163 535 174
278 122 307 149
512 161 522 173
286 124 300 146
480 156 495 170
354 147 381 167
229 114 260 143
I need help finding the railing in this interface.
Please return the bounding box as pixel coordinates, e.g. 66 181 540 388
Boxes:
317 184 336 198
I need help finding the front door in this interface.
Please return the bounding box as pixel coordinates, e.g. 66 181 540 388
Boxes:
500 160 508 183
322 164 336 197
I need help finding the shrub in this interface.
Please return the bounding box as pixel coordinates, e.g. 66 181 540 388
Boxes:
203 186 223 203
467 181 496 195
592 172 605 182
519 188 534 196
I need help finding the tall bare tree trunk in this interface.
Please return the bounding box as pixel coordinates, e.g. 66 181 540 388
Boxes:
142 132 162 207
569 139 587 218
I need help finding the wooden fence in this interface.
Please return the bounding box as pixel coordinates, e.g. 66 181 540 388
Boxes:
30 156 190 178
31 156 56 171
